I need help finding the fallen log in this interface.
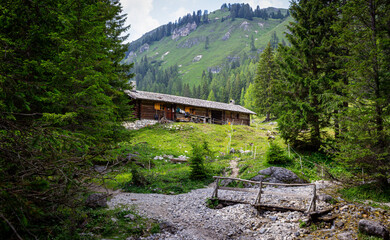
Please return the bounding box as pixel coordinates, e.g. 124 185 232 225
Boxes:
254 204 306 213
170 158 188 163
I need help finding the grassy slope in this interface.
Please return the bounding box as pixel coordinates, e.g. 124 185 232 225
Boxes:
125 10 292 86
107 119 286 192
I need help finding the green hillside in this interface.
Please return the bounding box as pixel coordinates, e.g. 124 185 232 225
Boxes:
125 8 291 86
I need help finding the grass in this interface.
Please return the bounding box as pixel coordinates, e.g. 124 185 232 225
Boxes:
100 117 343 195
340 183 390 203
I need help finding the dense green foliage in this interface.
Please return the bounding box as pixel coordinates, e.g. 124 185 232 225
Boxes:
254 42 279 120
0 0 133 238
189 141 212 180
265 141 292 165
254 0 389 186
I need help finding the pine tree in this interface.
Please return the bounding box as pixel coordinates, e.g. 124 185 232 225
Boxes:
250 35 256 51
207 90 216 101
0 0 133 236
275 0 339 149
254 42 278 121
331 0 390 186
205 36 210 49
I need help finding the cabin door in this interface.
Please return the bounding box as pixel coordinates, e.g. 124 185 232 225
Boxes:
166 105 173 120
211 110 223 124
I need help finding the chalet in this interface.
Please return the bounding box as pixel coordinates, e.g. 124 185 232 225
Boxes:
125 89 256 126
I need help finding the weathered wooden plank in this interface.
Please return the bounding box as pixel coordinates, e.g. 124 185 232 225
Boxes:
261 191 311 199
213 176 261 185
218 186 259 193
254 181 263 205
253 204 306 213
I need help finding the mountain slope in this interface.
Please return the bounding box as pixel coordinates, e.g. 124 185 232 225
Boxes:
124 6 291 108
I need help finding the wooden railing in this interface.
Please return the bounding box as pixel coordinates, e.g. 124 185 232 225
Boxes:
212 176 317 213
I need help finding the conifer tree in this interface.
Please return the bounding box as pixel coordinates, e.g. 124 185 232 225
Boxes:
254 42 278 121
331 0 390 186
0 0 133 237
275 0 339 149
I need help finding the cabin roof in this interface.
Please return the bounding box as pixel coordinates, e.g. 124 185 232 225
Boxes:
126 90 256 115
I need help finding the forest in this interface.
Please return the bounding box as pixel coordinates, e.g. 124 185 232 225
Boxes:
0 0 389 239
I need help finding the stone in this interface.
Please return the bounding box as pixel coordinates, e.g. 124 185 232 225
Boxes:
159 221 177 234
93 165 106 173
85 193 107 208
229 148 236 154
259 228 267 234
251 167 307 184
126 153 139 161
335 221 344 228
337 231 355 240
124 213 136 220
269 216 278 221
358 220 389 240
318 194 334 203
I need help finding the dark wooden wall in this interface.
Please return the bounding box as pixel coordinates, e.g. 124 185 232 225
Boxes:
133 99 251 126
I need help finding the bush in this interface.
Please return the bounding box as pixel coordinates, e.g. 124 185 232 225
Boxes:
265 141 292 165
189 141 211 180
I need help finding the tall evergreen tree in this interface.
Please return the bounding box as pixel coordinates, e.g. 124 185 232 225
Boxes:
331 0 390 186
0 0 133 237
254 42 278 121
275 0 339 149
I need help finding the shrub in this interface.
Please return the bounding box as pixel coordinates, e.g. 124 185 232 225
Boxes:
189 141 212 180
265 141 292 165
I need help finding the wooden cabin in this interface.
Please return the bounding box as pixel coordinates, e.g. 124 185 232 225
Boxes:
125 90 256 126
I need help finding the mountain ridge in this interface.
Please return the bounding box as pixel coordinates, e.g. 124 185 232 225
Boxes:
124 4 291 107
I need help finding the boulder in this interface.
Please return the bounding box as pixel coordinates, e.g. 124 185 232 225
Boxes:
318 194 334 203
250 167 307 184
85 193 108 208
358 220 389 240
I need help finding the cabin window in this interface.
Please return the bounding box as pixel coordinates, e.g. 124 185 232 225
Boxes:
154 103 164 110
185 107 195 114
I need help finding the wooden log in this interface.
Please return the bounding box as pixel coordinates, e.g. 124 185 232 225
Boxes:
254 204 306 213
212 178 219 199
306 184 317 213
218 186 259 193
254 181 263 205
170 158 188 163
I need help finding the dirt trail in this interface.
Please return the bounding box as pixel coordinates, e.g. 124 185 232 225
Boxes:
229 159 239 178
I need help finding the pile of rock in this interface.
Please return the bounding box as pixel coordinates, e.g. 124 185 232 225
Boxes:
123 120 158 130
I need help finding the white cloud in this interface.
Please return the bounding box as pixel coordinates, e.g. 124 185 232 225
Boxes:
120 0 160 42
171 7 191 23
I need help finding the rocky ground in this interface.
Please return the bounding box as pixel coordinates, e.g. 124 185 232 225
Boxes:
107 179 390 240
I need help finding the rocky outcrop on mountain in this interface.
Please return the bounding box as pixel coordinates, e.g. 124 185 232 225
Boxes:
222 31 231 41
240 21 251 31
172 22 197 40
139 43 150 53
177 37 201 48
193 55 202 62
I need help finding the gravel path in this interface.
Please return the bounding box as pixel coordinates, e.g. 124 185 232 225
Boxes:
108 182 334 239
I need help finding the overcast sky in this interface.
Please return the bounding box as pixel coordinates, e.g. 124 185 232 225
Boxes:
120 0 291 43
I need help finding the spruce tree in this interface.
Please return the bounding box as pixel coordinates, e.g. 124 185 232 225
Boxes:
254 42 278 121
331 0 390 186
275 0 339 149
0 0 133 237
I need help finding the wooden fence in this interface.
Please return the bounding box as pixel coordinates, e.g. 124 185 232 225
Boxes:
211 176 317 213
